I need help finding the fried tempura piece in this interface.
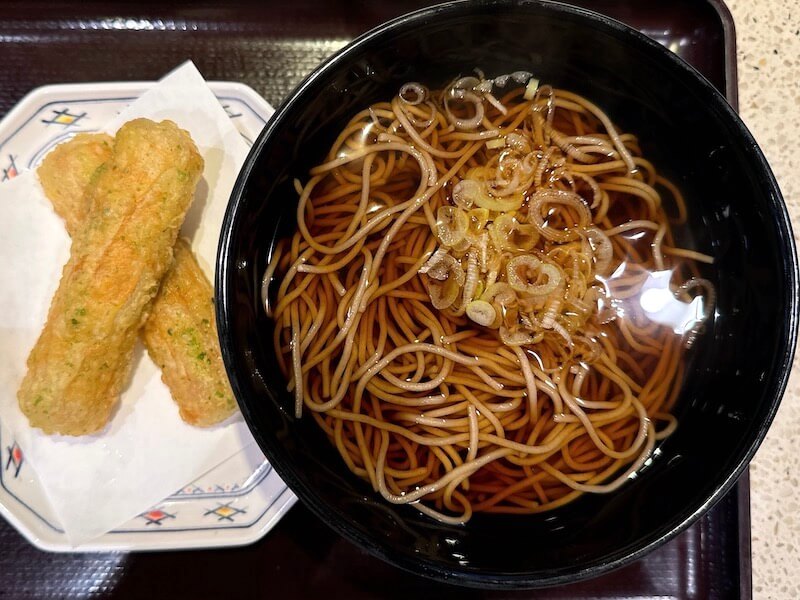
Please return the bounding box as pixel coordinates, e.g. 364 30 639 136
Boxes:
19 119 203 436
142 239 237 426
37 133 113 236
37 130 237 428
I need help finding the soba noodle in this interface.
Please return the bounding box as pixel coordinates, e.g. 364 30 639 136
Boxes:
265 73 714 523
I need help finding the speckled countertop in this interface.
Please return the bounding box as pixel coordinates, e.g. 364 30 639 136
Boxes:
725 1 800 598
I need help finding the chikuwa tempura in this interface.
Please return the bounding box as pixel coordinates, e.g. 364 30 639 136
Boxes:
19 119 204 436
266 72 715 523
34 130 237 430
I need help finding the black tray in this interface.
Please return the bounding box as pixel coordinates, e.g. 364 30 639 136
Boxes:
0 1 749 598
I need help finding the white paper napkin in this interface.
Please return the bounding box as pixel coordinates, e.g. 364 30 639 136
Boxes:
0 61 262 545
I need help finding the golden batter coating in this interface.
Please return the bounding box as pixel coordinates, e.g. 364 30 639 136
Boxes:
142 239 237 426
37 133 113 236
36 129 237 429
19 119 204 436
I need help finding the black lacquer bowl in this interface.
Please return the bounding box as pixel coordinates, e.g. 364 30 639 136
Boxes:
217 0 797 588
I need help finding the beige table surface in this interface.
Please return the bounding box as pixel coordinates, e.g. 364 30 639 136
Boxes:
725 1 800 598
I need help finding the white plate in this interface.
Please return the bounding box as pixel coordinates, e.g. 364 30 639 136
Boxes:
0 81 296 552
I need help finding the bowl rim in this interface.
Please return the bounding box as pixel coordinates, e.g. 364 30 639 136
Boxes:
217 0 799 588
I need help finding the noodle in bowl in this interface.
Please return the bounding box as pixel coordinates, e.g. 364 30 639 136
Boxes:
218 0 796 588
266 76 714 524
